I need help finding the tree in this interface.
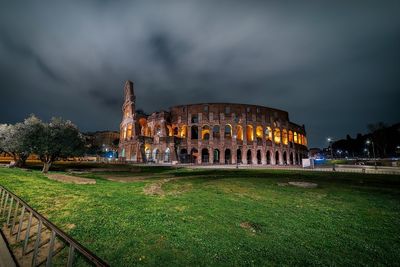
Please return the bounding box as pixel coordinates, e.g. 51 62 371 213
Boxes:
33 117 85 173
0 115 43 167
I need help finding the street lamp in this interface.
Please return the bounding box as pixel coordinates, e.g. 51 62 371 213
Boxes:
366 140 377 169
327 137 335 171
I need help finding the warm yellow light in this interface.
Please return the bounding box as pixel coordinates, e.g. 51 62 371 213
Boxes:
274 128 281 144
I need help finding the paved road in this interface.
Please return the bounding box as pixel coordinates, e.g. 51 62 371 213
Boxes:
0 231 16 267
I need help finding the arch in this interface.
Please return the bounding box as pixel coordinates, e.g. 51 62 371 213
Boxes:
190 148 198 163
201 148 209 163
202 125 210 140
266 151 271 164
290 152 294 165
225 149 232 164
191 125 198 139
288 130 293 142
265 126 272 141
179 148 188 163
180 125 187 138
152 148 160 162
173 126 179 136
236 125 243 141
298 134 302 145
224 124 232 138
246 125 254 142
236 149 242 164
213 125 220 139
275 151 280 165
145 147 151 162
274 128 281 144
247 149 252 164
257 150 262 164
283 151 287 165
256 126 263 140
164 148 171 162
127 124 133 139
294 132 298 143
213 149 220 163
167 125 173 137
282 129 288 145
295 153 299 164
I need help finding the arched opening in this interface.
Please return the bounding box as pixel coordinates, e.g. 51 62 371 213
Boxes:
246 125 254 142
266 151 271 164
180 125 187 138
295 153 299 165
247 149 252 164
164 148 171 162
213 149 220 163
225 149 231 164
256 126 263 141
224 124 232 139
202 125 210 140
152 149 160 162
257 150 262 164
294 132 298 143
127 124 133 139
201 148 209 163
282 129 288 145
236 125 243 141
213 126 220 139
290 152 294 165
191 125 198 139
145 148 151 162
190 148 198 163
298 134 303 145
283 151 287 165
288 131 293 143
180 148 188 163
274 128 281 144
236 149 242 164
275 151 280 165
167 125 173 137
265 126 272 141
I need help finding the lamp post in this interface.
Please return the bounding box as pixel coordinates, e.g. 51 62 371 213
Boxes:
327 137 335 171
366 140 377 169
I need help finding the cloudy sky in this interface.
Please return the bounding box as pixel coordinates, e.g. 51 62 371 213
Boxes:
0 1 399 148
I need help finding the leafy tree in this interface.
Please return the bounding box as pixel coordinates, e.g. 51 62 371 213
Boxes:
33 117 85 173
0 115 43 167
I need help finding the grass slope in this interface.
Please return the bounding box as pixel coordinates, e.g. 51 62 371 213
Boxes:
0 165 399 266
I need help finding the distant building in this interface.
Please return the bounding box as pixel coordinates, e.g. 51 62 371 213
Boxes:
119 81 308 165
84 131 119 157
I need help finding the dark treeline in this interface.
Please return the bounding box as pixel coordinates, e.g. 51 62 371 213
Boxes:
332 122 400 158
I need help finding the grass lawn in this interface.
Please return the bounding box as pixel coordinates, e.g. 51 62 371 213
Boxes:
0 164 399 266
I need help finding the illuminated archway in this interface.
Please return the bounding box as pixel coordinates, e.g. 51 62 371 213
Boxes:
202 125 210 140
265 126 272 141
282 129 288 145
256 126 263 141
288 131 293 143
180 125 187 138
274 128 281 144
246 125 254 142
236 125 243 141
294 132 298 143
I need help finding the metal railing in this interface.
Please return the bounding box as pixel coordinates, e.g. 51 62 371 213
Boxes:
0 185 109 267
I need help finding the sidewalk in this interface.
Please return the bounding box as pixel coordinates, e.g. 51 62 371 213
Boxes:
0 231 16 267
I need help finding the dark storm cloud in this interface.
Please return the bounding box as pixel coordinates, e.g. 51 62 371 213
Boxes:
1 0 399 147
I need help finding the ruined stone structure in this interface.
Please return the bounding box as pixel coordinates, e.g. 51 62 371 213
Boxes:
119 81 308 165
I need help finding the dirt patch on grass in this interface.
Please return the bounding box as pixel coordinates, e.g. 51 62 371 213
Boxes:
46 173 96 184
105 174 174 183
143 177 191 196
288 181 318 188
240 221 262 234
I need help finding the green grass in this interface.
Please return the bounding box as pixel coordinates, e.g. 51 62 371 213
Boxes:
0 165 400 266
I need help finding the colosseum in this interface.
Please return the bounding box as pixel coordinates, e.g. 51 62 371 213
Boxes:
119 81 308 165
